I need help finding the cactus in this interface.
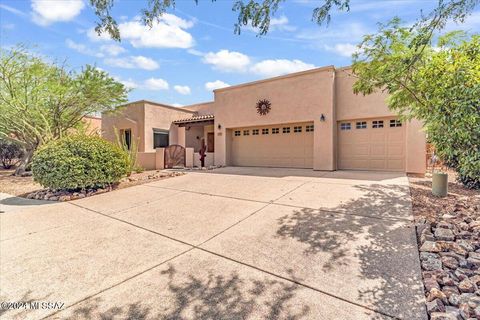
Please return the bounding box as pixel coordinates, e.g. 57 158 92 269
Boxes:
199 138 207 167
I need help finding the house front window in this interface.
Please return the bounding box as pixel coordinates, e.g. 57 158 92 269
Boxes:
153 129 169 148
120 128 132 150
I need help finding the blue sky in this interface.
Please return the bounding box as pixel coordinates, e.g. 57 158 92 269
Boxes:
1 0 479 106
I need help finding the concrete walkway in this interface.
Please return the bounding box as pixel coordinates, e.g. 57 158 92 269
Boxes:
0 168 427 320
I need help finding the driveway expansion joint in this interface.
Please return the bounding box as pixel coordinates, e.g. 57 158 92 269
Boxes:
143 183 412 223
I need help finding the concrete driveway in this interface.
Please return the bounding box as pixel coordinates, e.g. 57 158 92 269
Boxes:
0 167 426 320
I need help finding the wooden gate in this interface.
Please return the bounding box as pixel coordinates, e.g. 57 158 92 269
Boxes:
164 145 185 168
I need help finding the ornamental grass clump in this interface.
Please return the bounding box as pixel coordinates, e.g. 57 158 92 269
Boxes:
32 135 129 190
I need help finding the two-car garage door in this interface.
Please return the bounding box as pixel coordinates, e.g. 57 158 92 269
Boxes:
230 122 314 168
337 118 405 171
229 118 405 171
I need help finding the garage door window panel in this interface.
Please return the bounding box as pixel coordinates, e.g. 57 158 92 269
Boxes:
390 120 402 127
340 123 351 130
372 120 384 128
283 127 290 133
356 121 367 129
262 128 269 135
252 129 259 135
294 126 302 133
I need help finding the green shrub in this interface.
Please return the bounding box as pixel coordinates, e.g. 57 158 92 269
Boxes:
456 151 480 189
32 135 129 190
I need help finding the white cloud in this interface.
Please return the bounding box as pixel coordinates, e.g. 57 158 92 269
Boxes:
114 76 172 91
119 78 139 90
131 56 159 70
174 85 191 95
66 39 104 58
245 15 296 33
296 22 371 43
270 15 296 32
144 78 169 90
31 0 84 26
87 28 112 42
250 59 315 77
110 14 195 48
104 56 159 70
203 50 251 72
171 103 183 107
205 80 230 91
187 49 204 56
324 43 359 57
100 44 126 56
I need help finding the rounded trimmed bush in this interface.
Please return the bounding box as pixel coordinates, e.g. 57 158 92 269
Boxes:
32 135 129 190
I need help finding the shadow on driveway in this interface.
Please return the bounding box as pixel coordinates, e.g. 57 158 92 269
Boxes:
60 267 309 320
276 183 425 320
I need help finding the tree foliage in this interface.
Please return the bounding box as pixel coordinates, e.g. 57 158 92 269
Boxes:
0 47 128 175
89 0 351 39
88 0 478 40
352 19 480 188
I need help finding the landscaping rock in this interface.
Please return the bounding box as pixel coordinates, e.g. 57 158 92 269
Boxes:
442 256 459 269
421 241 443 253
428 288 448 303
23 170 185 202
430 311 458 320
458 279 475 293
427 299 446 313
435 228 455 241
423 256 443 271
414 193 480 320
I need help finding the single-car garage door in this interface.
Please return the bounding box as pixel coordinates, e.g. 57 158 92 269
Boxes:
230 122 314 168
338 118 405 171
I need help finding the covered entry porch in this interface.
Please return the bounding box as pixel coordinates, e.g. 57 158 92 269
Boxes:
172 114 215 168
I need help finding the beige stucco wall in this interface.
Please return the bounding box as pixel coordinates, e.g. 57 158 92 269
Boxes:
102 100 194 153
143 102 195 152
182 102 215 115
185 126 204 152
335 68 392 120
213 67 336 170
136 152 156 170
102 102 145 151
83 116 102 135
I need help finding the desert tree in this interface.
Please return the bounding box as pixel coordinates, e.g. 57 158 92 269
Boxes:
0 46 128 175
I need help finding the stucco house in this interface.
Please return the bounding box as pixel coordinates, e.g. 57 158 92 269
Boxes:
102 65 426 174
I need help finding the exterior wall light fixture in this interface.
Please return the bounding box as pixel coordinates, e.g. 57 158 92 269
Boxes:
217 124 222 130
320 114 326 122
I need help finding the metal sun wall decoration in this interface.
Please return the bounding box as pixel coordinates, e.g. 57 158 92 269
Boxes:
256 99 271 115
